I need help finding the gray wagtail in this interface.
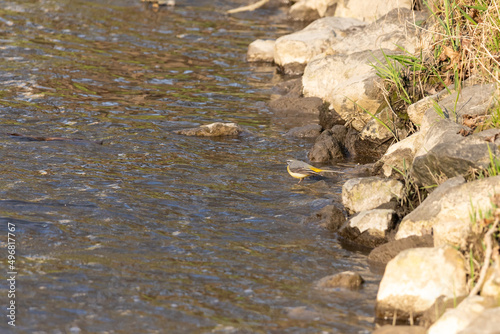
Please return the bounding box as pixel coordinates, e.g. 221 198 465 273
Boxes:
286 159 340 183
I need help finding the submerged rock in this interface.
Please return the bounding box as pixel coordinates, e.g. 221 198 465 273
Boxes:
284 124 322 138
315 271 364 290
175 122 243 137
376 246 467 320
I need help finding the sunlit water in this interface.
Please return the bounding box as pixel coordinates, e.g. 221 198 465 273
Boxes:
0 1 380 332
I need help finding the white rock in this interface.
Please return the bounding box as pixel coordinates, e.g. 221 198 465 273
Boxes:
428 296 495 334
349 209 395 235
376 246 467 319
342 176 404 213
303 49 396 131
457 307 500 334
334 0 413 22
274 17 365 74
247 39 275 63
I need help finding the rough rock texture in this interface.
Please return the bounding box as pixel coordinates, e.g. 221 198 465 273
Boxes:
308 125 348 162
333 0 413 22
376 246 467 320
284 124 322 138
396 176 500 248
319 104 346 129
339 209 396 248
419 295 467 329
481 258 500 299
372 325 426 334
368 234 434 265
315 271 364 289
289 0 337 21
302 49 399 131
304 204 347 231
268 96 324 130
411 119 500 187
457 307 500 334
374 132 424 178
274 17 365 74
419 83 497 134
175 122 243 136
359 106 397 142
428 296 499 334
333 9 428 55
247 39 275 62
342 177 404 214
344 127 392 158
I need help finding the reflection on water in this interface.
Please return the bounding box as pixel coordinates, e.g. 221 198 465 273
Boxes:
0 0 379 332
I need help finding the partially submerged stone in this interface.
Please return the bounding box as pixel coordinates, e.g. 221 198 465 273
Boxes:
339 209 396 248
342 176 404 213
368 235 434 265
376 246 467 320
284 124 322 138
247 39 275 63
175 122 243 137
315 271 364 290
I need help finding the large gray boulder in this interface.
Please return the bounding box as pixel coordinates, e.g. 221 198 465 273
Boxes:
376 246 467 319
411 119 500 187
274 17 365 74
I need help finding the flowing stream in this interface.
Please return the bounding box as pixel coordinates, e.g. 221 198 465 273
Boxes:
0 1 380 332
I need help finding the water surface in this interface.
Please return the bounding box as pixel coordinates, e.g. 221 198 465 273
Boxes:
0 1 380 332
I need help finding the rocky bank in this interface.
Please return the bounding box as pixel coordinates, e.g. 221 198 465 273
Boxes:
247 0 500 332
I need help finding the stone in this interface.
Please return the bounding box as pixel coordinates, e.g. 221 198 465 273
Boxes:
268 96 324 130
428 296 499 334
420 83 497 134
344 127 392 158
315 271 364 289
407 88 451 127
247 39 275 62
359 106 397 142
274 17 366 74
481 258 500 299
372 325 426 334
457 307 500 334
285 306 321 321
342 177 404 214
284 124 322 138
339 209 396 248
302 49 400 131
376 246 468 320
175 122 243 137
304 204 347 231
411 119 500 187
368 235 434 265
333 0 413 22
308 126 347 162
333 9 428 56
319 104 346 129
289 0 337 21
395 177 465 240
397 176 500 248
419 295 467 329
374 132 424 179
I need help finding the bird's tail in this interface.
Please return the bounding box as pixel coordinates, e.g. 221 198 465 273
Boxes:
315 167 343 173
